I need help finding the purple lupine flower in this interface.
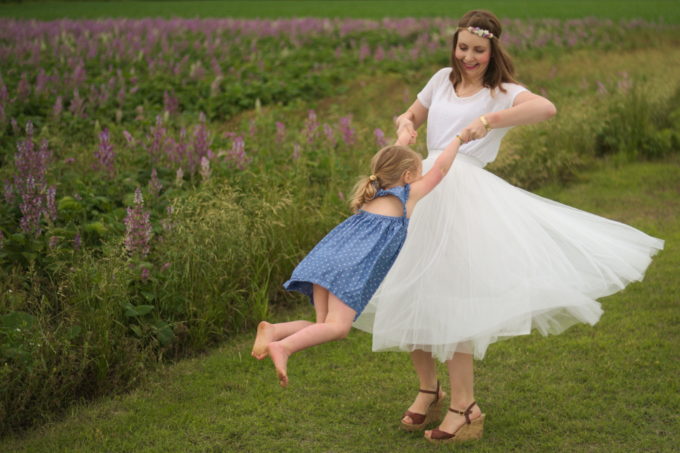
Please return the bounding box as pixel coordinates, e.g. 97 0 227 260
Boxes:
339 116 356 145
3 180 14 205
292 143 301 160
148 116 167 156
596 81 608 95
140 267 150 282
148 168 163 197
200 156 211 181
95 128 115 176
275 121 286 144
225 136 251 170
16 73 30 99
52 96 63 119
124 188 152 258
175 167 184 187
374 46 385 61
374 128 388 147
160 262 171 272
123 130 135 146
73 233 81 250
323 123 336 147
46 186 57 222
163 90 179 115
13 124 51 236
358 42 371 61
304 110 319 144
617 72 632 93
69 89 85 118
11 118 19 135
191 114 212 172
48 235 59 249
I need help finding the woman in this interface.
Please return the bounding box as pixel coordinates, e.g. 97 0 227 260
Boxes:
353 10 663 444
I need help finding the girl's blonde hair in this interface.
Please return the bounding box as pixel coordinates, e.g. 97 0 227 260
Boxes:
449 10 520 92
349 145 421 212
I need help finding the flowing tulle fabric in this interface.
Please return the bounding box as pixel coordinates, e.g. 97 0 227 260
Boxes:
353 153 664 361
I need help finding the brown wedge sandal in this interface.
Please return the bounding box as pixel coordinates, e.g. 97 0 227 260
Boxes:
400 381 443 431
426 401 485 443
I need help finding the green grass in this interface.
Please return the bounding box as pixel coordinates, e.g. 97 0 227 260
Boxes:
1 0 679 22
2 156 678 452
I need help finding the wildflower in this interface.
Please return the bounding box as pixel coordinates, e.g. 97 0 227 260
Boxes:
124 188 152 258
304 110 319 144
596 81 608 95
46 186 57 222
163 90 179 115
148 168 163 197
69 89 85 118
95 128 115 176
123 130 135 146
148 115 167 156
48 236 59 249
200 156 211 181
73 233 81 250
374 128 388 147
14 124 51 236
275 121 286 144
292 143 301 160
161 262 171 272
323 123 336 147
3 180 14 205
175 167 184 187
339 116 355 145
140 267 150 282
226 136 251 170
338 191 345 201
52 96 63 119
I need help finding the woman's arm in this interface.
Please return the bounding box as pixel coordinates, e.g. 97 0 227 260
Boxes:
394 100 428 145
463 91 556 141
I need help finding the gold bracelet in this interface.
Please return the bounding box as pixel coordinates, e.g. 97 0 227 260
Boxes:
479 115 491 131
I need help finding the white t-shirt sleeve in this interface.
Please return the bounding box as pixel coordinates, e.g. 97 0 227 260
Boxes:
417 68 451 109
501 83 530 107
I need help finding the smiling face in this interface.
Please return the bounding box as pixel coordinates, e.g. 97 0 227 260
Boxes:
454 30 492 81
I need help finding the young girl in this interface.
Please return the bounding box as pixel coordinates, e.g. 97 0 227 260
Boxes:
251 133 464 387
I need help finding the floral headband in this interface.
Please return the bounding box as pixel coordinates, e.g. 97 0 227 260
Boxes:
460 26 495 39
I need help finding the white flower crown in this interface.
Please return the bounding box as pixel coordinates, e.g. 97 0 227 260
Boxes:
461 26 495 39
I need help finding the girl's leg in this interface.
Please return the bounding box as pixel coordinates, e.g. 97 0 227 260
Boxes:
425 352 482 439
402 350 444 425
251 285 329 359
267 290 356 387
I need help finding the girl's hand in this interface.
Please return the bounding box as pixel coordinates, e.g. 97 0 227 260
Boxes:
395 128 417 146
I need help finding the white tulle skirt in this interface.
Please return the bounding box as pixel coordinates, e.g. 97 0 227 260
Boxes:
353 152 664 361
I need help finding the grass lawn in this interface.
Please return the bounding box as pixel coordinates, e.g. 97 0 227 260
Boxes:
2 155 678 453
0 0 679 22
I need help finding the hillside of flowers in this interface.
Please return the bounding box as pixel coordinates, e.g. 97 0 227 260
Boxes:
0 16 677 433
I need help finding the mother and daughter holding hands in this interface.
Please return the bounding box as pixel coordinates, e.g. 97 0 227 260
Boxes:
251 10 663 444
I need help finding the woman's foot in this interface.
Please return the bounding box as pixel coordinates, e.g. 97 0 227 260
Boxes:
424 401 484 443
400 382 446 430
267 341 290 387
251 321 275 359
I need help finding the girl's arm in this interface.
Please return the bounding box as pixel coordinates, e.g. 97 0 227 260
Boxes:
409 135 463 202
463 91 556 140
394 100 428 146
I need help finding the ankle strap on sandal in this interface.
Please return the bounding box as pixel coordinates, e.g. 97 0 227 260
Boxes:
448 401 477 424
418 380 440 399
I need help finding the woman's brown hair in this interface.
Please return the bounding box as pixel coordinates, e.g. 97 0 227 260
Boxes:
349 145 421 213
449 10 519 92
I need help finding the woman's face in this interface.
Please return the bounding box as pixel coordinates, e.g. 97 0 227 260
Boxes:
454 30 492 80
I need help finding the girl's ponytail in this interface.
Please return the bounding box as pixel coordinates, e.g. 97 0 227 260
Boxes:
350 175 378 213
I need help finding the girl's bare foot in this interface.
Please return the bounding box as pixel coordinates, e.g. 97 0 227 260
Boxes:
251 321 275 359
267 342 290 387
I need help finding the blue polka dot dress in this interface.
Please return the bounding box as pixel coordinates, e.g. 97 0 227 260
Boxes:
284 185 410 320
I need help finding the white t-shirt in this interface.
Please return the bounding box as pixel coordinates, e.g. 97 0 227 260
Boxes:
417 68 528 164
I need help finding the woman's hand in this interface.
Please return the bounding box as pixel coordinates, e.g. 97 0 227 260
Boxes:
396 128 417 146
395 117 417 145
460 116 490 141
